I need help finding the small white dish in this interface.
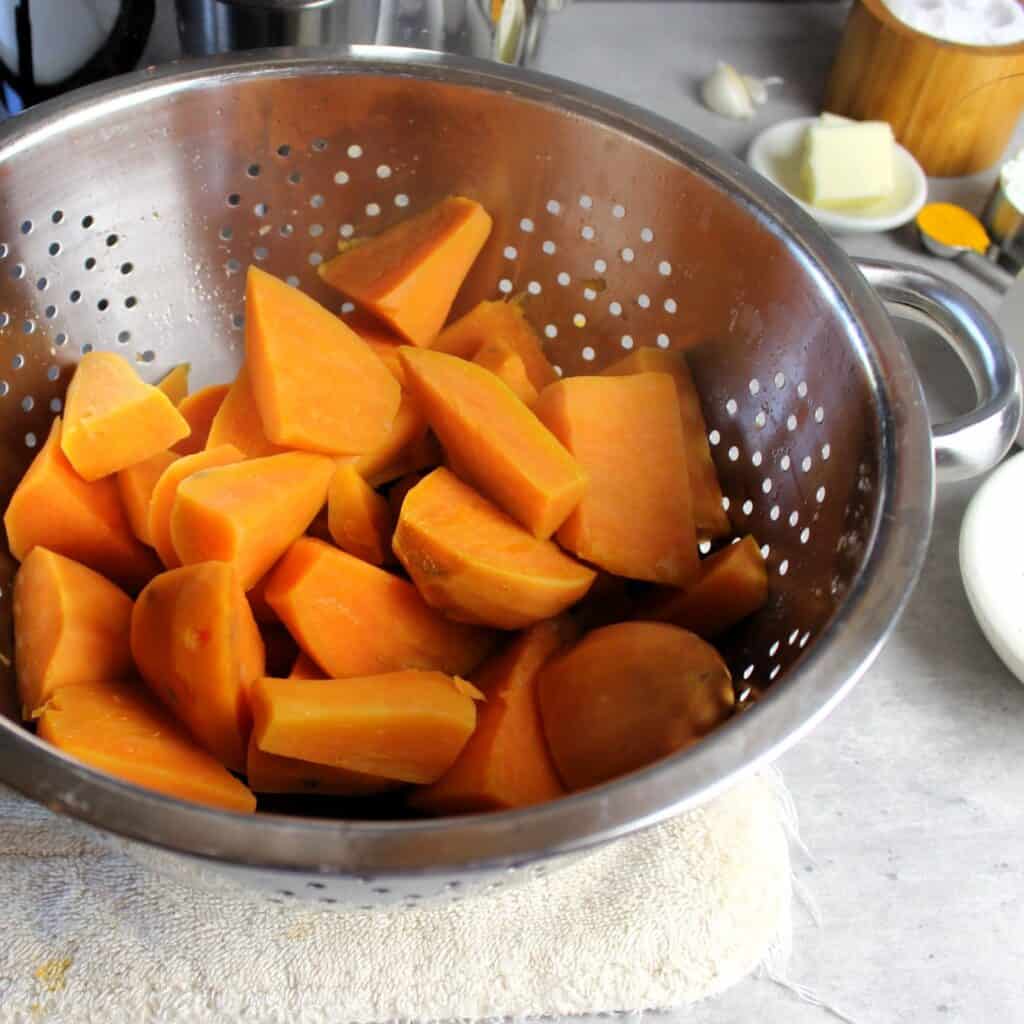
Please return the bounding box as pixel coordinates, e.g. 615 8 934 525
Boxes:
960 451 1024 686
747 117 928 235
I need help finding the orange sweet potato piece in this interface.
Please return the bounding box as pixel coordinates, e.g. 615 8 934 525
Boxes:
37 680 256 813
156 363 190 405
13 548 133 717
318 196 493 346
251 671 482 783
344 392 429 487
246 733 402 796
362 431 441 489
411 618 572 814
394 468 595 629
148 444 245 570
116 449 179 546
534 373 699 586
537 621 734 790
602 348 729 539
639 536 768 638
61 352 191 480
261 624 299 678
434 301 557 392
171 452 334 590
265 538 493 679
327 463 393 566
289 651 323 679
399 348 586 539
205 365 287 457
131 561 265 772
246 267 401 454
473 339 539 405
174 383 230 456
4 419 159 589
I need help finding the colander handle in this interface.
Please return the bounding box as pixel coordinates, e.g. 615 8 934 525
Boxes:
857 258 1022 483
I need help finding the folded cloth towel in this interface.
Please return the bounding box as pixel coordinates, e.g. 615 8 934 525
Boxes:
0 773 790 1023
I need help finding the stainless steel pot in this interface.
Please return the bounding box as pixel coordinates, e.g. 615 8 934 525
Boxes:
0 51 1017 909
174 0 551 64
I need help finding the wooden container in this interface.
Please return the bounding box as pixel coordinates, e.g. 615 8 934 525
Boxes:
825 0 1024 177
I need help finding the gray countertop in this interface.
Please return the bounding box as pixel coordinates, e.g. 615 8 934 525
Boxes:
147 3 1024 1020
528 5 1024 1022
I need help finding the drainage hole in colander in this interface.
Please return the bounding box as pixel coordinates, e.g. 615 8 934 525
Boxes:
46 366 59 383
347 144 362 159
81 343 93 354
231 314 243 330
11 264 24 280
254 202 269 218
340 301 355 314
0 244 7 259
504 245 517 260
546 199 561 215
544 324 557 339
657 333 670 349
246 163 260 178
24 432 35 448
225 258 241 275
11 354 23 370
499 278 512 294
69 289 81 303
309 222 324 237
22 321 34 335
520 218 534 233
800 631 811 647
49 397 60 412
821 443 831 460
557 272 570 286
254 247 268 262
44 305 56 319
285 275 299 288
664 298 677 313
21 396 32 412
727 445 739 462
139 350 155 363
778 559 790 576
308 252 323 267
769 665 781 681
741 499 753 515
120 262 133 276
51 210 63 224
105 233 118 247
125 296 137 309
816 486 826 502
721 496 730 510
0 313 8 329
552 365 563 377
277 143 291 157
55 332 67 346
97 299 109 312
641 227 655 243
334 170 350 186
637 293 650 308
751 451 763 467
769 640 780 657
621 247 635 263
573 313 587 328
581 346 596 362
814 405 825 423
780 454 791 470
761 477 773 494
340 223 354 239
579 194 592 209
800 528 811 544
797 380 809 397
48 242 60 256
621 334 634 350
310 194 325 210
543 240 556 255
708 430 720 446
117 331 130 344
395 193 409 208
801 456 812 472
81 215 94 228
0 381 8 396
583 288 596 302
289 172 302 185
366 203 380 218
699 540 712 555
769 505 780 521
789 511 799 527
84 258 96 271
581 225 595 241
609 301 621 316
754 411 767 428
761 543 771 559
743 664 755 680
20 220 31 235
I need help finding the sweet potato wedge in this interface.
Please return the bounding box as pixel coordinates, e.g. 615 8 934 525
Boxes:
537 621 734 790
534 373 699 586
327 463 393 566
205 365 287 458
251 671 482 784
399 347 586 539
130 561 265 772
61 352 190 480
318 196 493 346
156 363 190 405
13 548 133 717
171 451 334 590
4 418 159 589
116 449 179 546
246 267 401 454
393 468 595 629
264 538 494 679
174 383 230 456
37 680 256 813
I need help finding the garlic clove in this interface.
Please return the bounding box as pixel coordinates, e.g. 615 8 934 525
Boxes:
700 62 783 120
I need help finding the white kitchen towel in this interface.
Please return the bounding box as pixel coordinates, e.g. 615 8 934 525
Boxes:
0 773 791 1023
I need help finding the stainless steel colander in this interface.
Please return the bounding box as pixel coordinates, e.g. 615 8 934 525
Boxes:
0 51 1017 909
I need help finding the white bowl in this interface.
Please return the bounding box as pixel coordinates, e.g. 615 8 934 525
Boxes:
960 451 1024 686
747 117 928 235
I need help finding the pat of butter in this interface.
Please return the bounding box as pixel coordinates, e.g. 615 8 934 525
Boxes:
801 116 895 209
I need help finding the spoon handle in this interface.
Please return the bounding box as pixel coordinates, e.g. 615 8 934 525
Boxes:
957 250 1013 295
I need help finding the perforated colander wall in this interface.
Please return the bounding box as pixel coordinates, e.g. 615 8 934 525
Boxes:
0 64 882 901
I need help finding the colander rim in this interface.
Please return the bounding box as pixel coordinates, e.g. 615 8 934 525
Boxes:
0 47 934 875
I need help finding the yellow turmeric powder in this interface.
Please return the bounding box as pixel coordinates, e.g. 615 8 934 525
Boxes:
916 203 990 254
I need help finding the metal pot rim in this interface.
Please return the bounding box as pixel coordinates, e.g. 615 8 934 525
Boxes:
0 48 934 875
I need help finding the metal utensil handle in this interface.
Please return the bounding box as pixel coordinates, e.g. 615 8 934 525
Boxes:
958 250 1013 296
858 258 1022 483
